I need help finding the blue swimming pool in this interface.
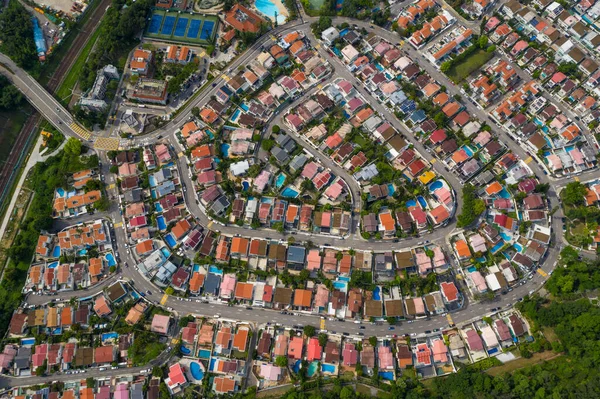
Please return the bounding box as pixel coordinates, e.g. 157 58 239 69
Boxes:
149 175 157 188
373 286 381 301
209 265 223 275
221 143 230 158
105 253 116 267
52 246 61 258
379 371 394 380
513 243 523 252
488 347 499 355
281 187 299 198
101 332 118 342
491 241 505 253
157 216 167 230
165 234 177 248
307 361 319 377
275 173 286 188
155 202 163 212
131 291 140 300
387 184 395 196
375 62 384 71
429 180 443 191
231 109 241 122
333 281 347 291
198 349 211 358
180 346 191 355
209 358 216 371
242 181 250 191
21 338 35 346
240 102 249 111
406 199 417 207
322 364 336 374
500 231 512 241
151 189 157 199
47 261 58 269
498 188 511 199
78 249 87 256
467 266 477 273
293 360 301 373
417 196 428 209
461 145 474 157
477 257 486 263
255 0 287 23
161 247 171 258
190 361 204 380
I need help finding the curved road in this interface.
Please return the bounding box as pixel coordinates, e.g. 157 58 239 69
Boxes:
0 9 598 388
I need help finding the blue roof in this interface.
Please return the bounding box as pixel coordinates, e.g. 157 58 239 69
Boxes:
409 109 427 123
287 246 306 264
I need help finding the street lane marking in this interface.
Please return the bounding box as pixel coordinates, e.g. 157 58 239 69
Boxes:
574 176 580 182
207 221 214 229
320 318 326 330
69 122 91 140
178 152 184 158
537 268 548 277
108 183 116 189
198 51 206 58
113 222 123 228
317 84 322 89
430 158 436 164
524 157 533 164
160 294 169 305
94 137 120 151
221 74 230 81
315 44 321 49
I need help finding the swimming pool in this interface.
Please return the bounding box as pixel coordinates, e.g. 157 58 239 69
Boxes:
375 62 384 71
373 286 381 301
322 364 336 374
387 184 395 196
205 129 214 139
307 361 319 377
180 346 191 355
467 266 477 273
52 246 61 258
78 249 87 256
498 188 511 199
209 358 216 371
101 332 118 342
221 143 230 158
155 202 163 212
56 188 65 197
21 338 35 346
149 175 157 188
500 231 512 241
406 199 417 207
429 180 443 191
379 371 394 380
193 264 200 272
417 196 428 209
161 247 171 258
231 109 241 122
477 257 486 263
240 102 250 111
190 361 204 380
333 280 348 291
242 181 250 191
293 359 301 373
513 243 523 252
198 349 211 358
157 216 167 230
105 253 116 267
461 145 474 157
165 234 177 248
47 261 59 269
281 187 299 198
209 265 223 275
151 189 157 199
255 0 287 23
275 173 286 189
491 241 504 253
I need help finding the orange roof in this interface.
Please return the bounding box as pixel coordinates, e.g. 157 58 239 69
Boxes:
562 124 580 142
225 4 264 34
455 240 471 258
166 46 177 61
222 29 236 42
190 272 205 293
61 306 72 326
136 239 154 255
215 326 232 347
283 32 300 44
234 282 254 300
80 388 94 399
89 257 103 276
29 265 42 284
423 83 440 97
214 376 236 394
379 212 395 231
233 328 249 351
130 60 147 71
181 121 199 138
231 237 249 255
485 181 503 196
191 144 212 159
57 264 70 285
133 49 151 60
289 40 305 55
200 108 218 124
294 289 312 308
172 219 191 240
433 92 449 106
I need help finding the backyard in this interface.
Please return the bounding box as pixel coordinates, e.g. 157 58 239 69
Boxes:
446 49 494 83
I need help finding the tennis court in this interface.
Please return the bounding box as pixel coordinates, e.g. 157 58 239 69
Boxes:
200 20 215 40
174 17 188 37
187 20 201 38
161 16 176 35
148 15 163 34
144 10 218 45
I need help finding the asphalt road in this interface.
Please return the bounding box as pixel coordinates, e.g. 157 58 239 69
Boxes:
3 7 600 387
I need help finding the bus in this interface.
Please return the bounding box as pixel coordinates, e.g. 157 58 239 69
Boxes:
447 313 455 327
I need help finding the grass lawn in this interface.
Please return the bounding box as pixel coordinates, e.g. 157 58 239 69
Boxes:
486 352 564 377
55 24 103 105
0 107 34 164
446 49 494 83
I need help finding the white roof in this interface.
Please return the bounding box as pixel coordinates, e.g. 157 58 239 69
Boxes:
485 273 501 291
480 325 499 348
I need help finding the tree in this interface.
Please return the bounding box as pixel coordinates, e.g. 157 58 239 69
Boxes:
0 76 23 110
275 355 288 367
86 377 96 388
272 125 281 134
386 316 396 325
152 366 164 378
368 336 377 347
318 333 328 347
191 107 200 117
64 138 83 157
94 197 110 212
0 0 38 69
165 287 175 295
440 61 452 73
110 165 118 174
303 325 316 337
261 139 275 151
35 360 47 376
562 181 587 206
478 35 489 49
457 184 486 227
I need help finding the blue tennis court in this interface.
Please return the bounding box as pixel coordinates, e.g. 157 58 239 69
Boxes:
161 16 176 35
187 20 201 38
174 18 188 37
148 15 163 34
200 20 214 40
